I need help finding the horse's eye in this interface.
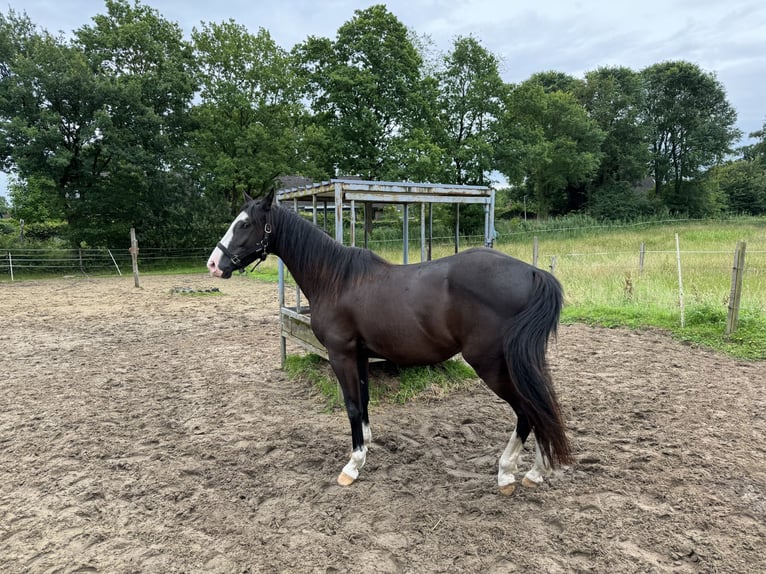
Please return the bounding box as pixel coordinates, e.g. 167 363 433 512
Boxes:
241 222 249 229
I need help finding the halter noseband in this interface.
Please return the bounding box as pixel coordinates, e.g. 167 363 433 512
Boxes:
217 222 272 271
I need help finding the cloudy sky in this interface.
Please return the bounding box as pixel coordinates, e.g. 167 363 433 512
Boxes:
2 0 765 198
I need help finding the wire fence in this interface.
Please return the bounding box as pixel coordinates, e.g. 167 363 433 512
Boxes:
2 235 764 321
0 247 211 280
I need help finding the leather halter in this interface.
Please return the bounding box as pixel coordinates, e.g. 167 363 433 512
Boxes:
217 222 272 270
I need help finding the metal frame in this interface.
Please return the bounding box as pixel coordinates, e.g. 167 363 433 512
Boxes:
276 179 495 365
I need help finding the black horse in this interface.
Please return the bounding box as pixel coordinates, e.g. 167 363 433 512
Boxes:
207 191 571 494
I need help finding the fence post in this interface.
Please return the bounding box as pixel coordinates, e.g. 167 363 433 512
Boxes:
129 227 140 288
107 249 122 276
639 242 645 274
550 256 557 274
726 240 747 338
533 236 539 267
7 251 13 281
675 233 685 328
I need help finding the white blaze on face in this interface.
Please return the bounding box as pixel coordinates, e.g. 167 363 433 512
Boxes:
207 211 249 277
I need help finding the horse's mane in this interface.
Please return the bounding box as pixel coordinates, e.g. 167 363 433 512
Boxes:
270 204 390 299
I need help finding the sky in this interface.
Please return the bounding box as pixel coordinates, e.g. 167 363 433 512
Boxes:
2 0 765 199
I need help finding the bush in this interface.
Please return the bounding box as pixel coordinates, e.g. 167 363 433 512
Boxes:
588 181 655 220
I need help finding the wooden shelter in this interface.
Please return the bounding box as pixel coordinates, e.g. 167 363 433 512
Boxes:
276 179 495 364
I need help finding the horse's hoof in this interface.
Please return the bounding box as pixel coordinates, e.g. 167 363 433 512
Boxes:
522 476 541 489
498 483 516 496
337 472 355 486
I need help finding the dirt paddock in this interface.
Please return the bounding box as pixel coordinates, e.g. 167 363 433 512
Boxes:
1 274 764 573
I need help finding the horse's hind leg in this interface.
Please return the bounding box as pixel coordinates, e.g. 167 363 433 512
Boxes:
522 441 552 488
497 414 529 496
469 356 550 495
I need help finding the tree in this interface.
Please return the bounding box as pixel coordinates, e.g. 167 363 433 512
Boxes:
742 119 766 165
435 36 505 186
706 160 766 215
191 20 317 215
0 11 98 229
293 5 424 180
0 1 199 246
578 66 652 218
73 0 198 246
528 70 582 94
710 121 766 215
496 80 604 217
641 61 741 215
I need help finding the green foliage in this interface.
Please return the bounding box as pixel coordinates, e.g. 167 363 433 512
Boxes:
0 1 200 248
496 81 605 217
293 4 424 180
0 3 758 247
433 36 505 186
706 159 766 215
190 21 314 215
578 66 650 188
642 61 741 212
588 181 656 220
505 217 766 360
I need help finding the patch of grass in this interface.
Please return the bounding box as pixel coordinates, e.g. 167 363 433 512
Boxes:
169 287 224 297
284 353 478 410
284 354 342 410
388 360 478 404
562 303 766 360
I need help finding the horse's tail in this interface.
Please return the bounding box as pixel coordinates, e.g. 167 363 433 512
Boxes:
504 268 572 467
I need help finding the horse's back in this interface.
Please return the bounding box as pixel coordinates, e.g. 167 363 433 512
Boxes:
443 247 538 312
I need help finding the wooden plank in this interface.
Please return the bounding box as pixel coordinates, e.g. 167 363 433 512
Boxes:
280 308 329 359
343 192 490 204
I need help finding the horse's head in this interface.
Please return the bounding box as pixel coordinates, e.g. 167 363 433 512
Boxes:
207 190 275 278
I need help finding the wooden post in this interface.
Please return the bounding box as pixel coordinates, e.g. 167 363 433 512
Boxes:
639 242 645 274
8 251 13 281
533 236 539 267
675 233 684 328
78 248 84 274
726 241 747 337
550 256 557 274
129 227 140 288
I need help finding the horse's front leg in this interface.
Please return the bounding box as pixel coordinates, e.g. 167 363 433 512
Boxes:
329 352 368 486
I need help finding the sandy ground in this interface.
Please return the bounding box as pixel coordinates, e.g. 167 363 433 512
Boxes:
1 273 765 574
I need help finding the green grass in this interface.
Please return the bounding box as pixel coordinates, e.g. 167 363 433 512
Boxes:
510 218 766 360
284 353 478 411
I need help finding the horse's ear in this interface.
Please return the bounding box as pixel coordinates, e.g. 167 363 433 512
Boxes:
243 191 254 203
262 188 275 209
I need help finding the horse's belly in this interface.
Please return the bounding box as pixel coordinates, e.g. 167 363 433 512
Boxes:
362 327 459 367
